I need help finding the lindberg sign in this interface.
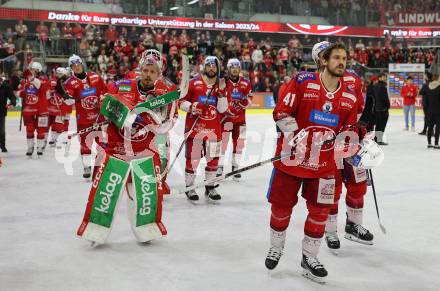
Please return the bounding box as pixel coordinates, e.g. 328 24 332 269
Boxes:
0 7 439 38
386 12 440 26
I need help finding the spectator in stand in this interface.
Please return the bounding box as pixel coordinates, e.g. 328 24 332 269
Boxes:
49 22 60 55
35 21 49 49
400 76 418 131
105 25 119 43
61 23 73 55
373 73 391 145
14 19 27 51
151 27 168 52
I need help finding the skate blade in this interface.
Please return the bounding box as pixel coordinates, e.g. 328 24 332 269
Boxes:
187 198 199 205
302 269 326 284
206 197 221 204
90 241 101 248
344 233 374 245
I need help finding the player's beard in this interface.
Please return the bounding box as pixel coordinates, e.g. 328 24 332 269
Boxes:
205 69 217 79
327 64 345 77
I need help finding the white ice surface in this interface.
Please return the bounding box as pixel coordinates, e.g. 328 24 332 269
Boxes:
1 114 439 291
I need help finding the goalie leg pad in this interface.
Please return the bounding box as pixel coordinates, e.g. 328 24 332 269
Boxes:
77 154 130 244
128 155 167 242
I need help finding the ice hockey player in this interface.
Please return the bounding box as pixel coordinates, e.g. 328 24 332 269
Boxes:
19 62 50 156
217 58 252 181
64 54 107 178
57 67 73 136
265 43 358 283
76 52 178 245
47 68 68 147
107 48 177 195
179 56 230 202
312 41 375 251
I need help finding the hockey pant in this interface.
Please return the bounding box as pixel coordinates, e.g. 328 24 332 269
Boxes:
23 115 48 140
220 121 246 168
331 160 368 215
267 168 340 257
77 154 167 244
185 137 221 186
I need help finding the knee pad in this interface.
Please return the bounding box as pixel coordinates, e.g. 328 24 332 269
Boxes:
304 201 330 238
270 204 293 231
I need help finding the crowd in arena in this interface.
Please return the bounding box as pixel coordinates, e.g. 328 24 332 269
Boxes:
0 21 438 92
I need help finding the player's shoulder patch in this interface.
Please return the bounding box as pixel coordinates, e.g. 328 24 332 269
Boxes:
345 69 359 77
115 79 132 86
296 72 317 84
342 91 356 103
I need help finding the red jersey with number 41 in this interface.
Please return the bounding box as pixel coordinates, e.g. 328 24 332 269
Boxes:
273 72 358 178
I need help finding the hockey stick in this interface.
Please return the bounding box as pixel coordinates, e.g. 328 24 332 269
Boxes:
19 101 23 131
171 129 307 195
367 169 387 234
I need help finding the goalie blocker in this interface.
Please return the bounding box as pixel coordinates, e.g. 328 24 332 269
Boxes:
77 154 167 245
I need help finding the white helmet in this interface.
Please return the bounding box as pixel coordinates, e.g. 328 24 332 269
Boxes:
56 67 68 77
29 62 43 72
204 56 219 67
68 54 83 67
139 49 163 71
227 58 241 69
312 41 331 64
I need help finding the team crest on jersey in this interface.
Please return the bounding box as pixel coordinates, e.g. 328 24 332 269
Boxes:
296 72 316 84
322 101 333 113
81 96 98 110
347 83 355 92
118 121 149 142
26 94 38 105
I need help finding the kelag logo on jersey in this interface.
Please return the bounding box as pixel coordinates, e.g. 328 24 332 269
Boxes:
198 95 217 105
231 91 244 100
309 110 339 127
80 87 97 98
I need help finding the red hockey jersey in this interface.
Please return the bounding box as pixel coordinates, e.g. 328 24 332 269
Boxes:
104 78 177 159
223 77 252 124
181 75 229 139
273 71 358 178
19 77 49 117
64 72 106 126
